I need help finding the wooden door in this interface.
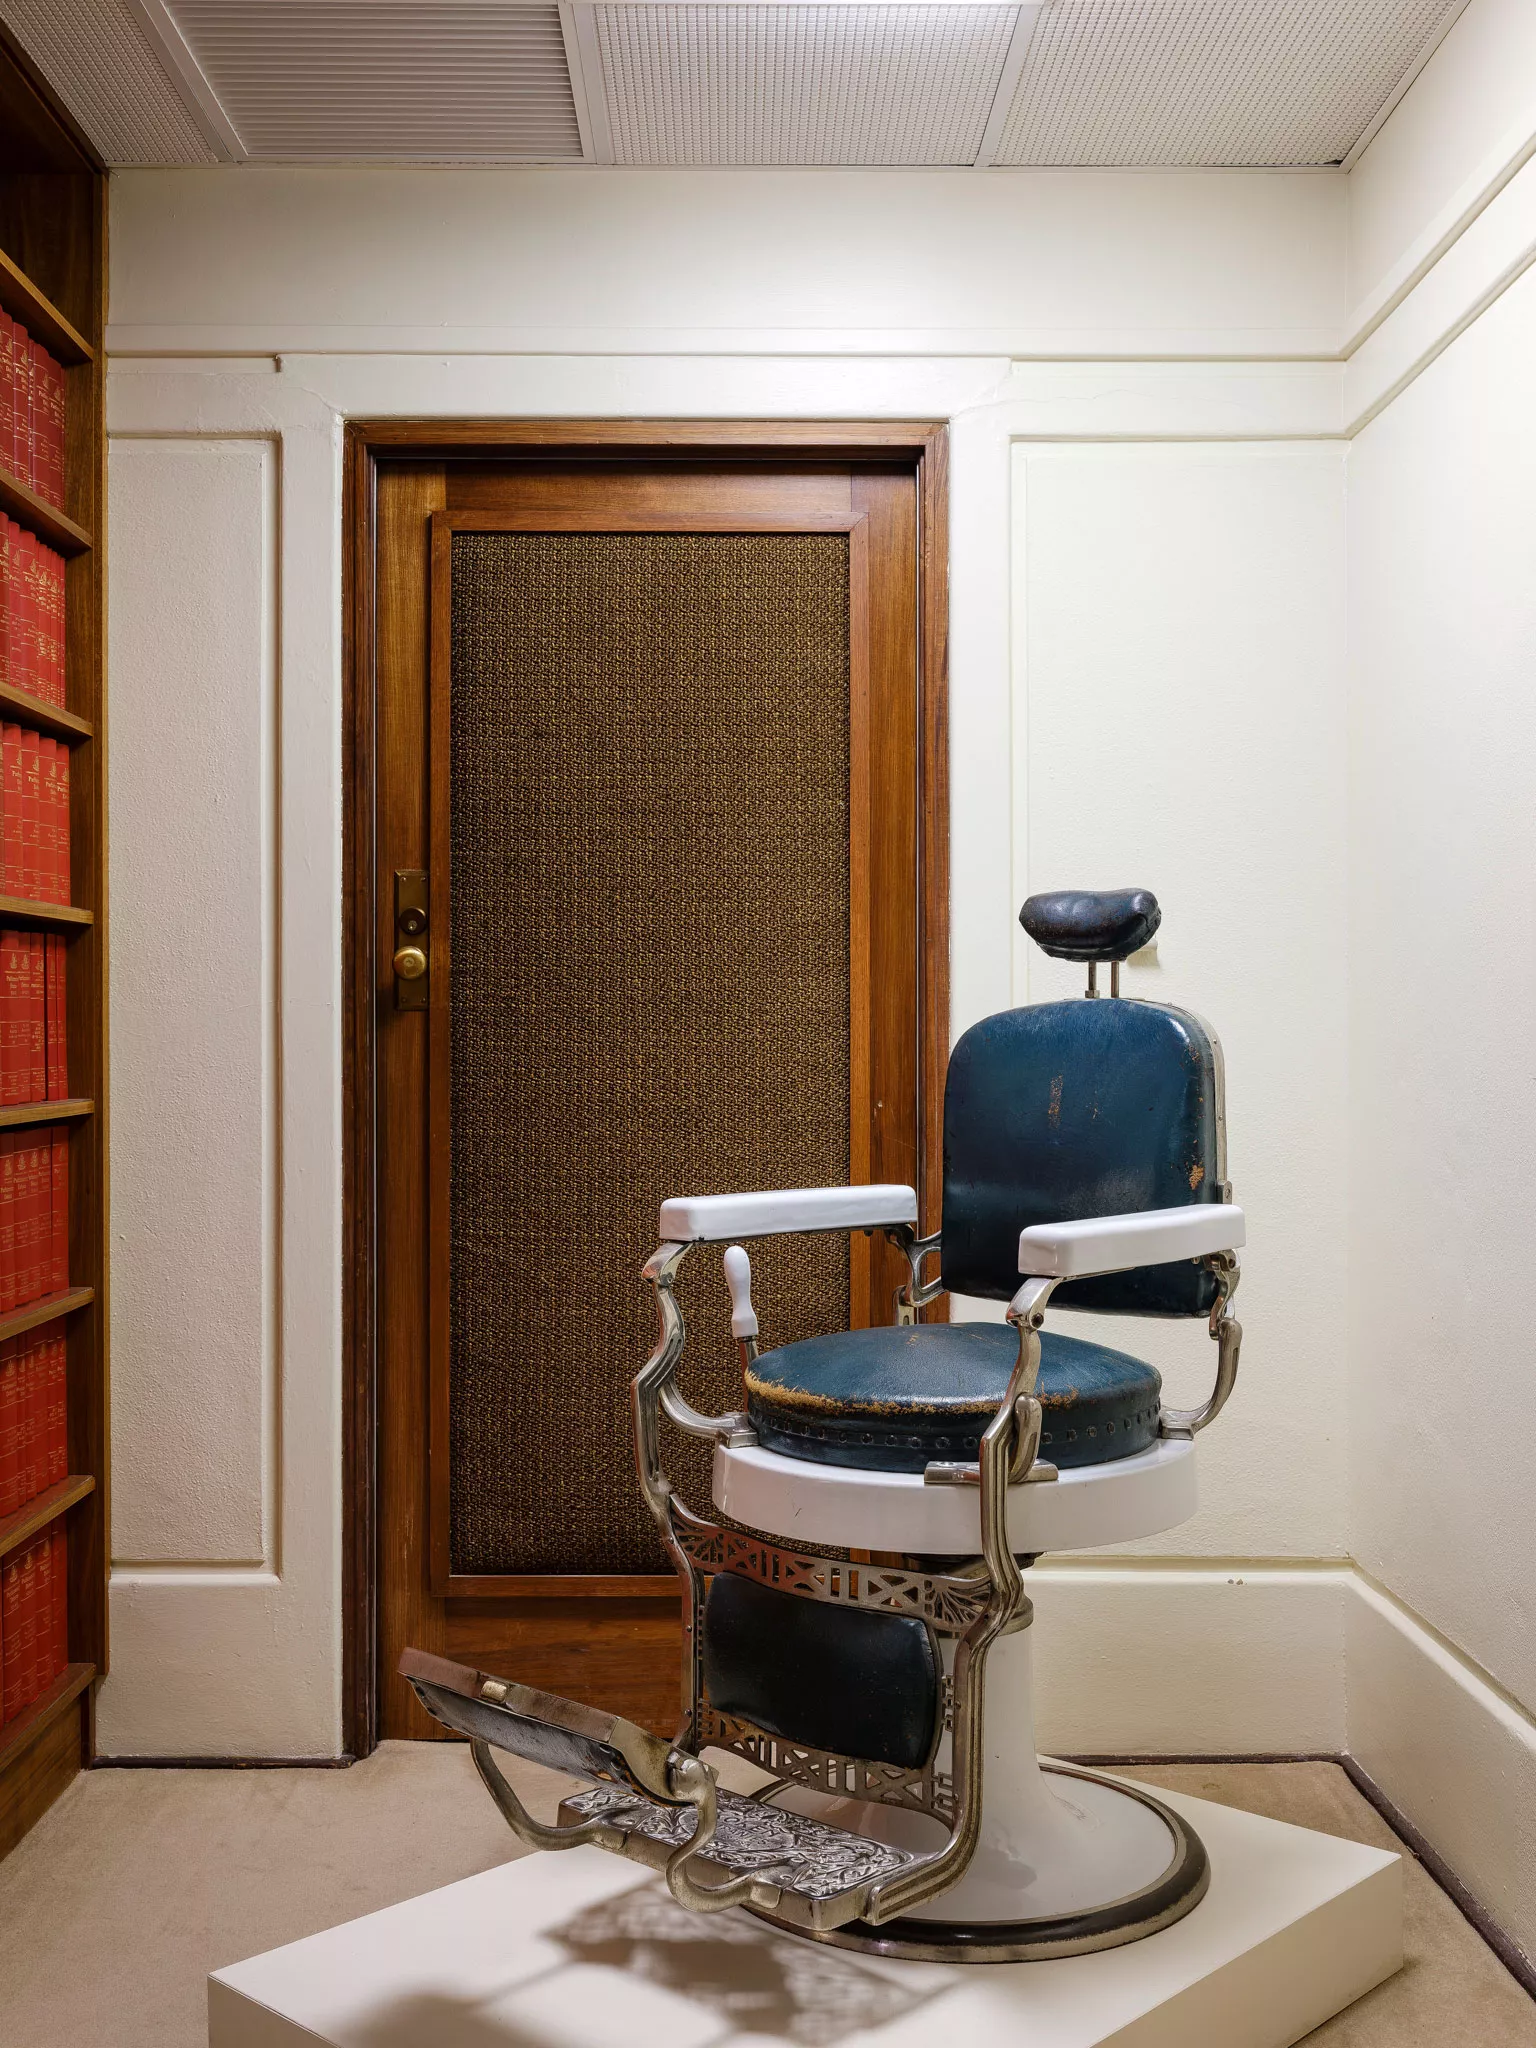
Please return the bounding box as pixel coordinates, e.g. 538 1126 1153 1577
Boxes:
370 448 939 1740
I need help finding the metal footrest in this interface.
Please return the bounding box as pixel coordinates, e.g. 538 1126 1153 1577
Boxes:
399 1646 921 1933
560 1782 920 1929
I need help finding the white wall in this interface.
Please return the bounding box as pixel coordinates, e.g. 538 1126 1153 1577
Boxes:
1015 442 1349 1564
1346 0 1536 337
107 165 1345 359
1340 0 1536 1959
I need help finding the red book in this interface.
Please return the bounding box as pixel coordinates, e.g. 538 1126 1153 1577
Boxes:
26 543 51 703
0 517 11 690
7 522 22 697
21 1333 42 1500
56 744 70 901
25 341 43 495
28 936 44 1100
38 737 57 900
0 1339 19 1517
39 352 65 512
14 1137 32 1308
27 1527 51 1700
24 1137 44 1306
34 551 62 707
51 547 66 706
14 532 37 701
0 316 13 477
1 518 9 690
45 934 64 1099
49 1128 67 1293
45 1330 65 1485
49 1526 67 1678
2 725 20 894
1 1545 27 1723
0 1133 14 1312
33 1136 49 1302
0 930 22 1104
12 318 27 480
14 325 30 481
19 726 39 901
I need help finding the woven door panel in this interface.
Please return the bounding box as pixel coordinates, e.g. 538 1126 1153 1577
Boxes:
450 531 851 1574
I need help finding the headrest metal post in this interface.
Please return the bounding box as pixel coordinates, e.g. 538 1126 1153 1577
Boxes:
1086 961 1098 999
1110 960 1121 998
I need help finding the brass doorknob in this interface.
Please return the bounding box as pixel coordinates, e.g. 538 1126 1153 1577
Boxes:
393 945 428 983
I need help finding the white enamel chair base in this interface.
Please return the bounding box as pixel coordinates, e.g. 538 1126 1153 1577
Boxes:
762 1629 1193 1948
711 1437 1202 1950
713 1433 1197 1556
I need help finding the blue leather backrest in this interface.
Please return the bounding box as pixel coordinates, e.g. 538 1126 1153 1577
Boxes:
941 998 1223 1316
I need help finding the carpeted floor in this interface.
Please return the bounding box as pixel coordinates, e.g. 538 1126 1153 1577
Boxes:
0 1747 1531 2045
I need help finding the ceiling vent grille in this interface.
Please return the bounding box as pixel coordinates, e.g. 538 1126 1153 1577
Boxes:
0 0 216 164
594 4 1018 165
167 0 583 161
994 0 1466 167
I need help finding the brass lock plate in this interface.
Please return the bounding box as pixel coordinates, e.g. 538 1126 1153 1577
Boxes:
393 869 429 1011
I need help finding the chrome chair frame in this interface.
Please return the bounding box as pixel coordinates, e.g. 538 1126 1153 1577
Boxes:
622 1233 1042 1929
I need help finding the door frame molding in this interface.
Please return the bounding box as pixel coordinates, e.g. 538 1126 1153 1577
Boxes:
341 418 950 1759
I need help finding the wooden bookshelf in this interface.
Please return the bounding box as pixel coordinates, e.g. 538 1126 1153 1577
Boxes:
0 679 92 741
0 1475 93 1563
0 894 92 929
0 1285 94 1345
0 1097 92 1129
0 245 91 365
0 26 108 1862
0 1663 94 1779
0 461 91 555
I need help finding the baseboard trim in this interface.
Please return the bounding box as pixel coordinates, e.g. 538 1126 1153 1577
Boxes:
92 1754 358 1769
1065 1751 1339 1766
1339 1755 1536 2004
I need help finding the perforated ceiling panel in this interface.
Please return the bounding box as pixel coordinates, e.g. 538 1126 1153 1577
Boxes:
595 4 1017 165
995 0 1465 166
168 0 582 160
0 0 216 164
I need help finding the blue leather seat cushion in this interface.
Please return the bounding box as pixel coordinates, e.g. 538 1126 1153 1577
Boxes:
746 1322 1161 1474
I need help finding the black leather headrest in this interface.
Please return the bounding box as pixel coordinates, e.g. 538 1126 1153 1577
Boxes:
1019 889 1161 963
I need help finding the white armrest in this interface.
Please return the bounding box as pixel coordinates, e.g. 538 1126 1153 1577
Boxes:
659 1184 918 1244
1017 1203 1245 1279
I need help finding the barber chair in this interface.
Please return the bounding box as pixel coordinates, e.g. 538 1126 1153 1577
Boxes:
403 887 1245 1963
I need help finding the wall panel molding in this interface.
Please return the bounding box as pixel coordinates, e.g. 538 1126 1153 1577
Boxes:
106 432 279 1575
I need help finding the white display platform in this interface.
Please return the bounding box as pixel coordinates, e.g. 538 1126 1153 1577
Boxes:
209 1779 1402 2048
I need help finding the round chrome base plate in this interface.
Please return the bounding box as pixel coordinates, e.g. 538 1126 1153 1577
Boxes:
748 1766 1210 1965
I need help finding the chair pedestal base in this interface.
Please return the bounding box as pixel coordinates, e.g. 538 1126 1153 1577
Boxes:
710 1435 1207 1954
754 1763 1207 1962
751 1627 1207 1961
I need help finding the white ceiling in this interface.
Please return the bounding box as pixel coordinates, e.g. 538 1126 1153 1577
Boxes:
0 0 1469 169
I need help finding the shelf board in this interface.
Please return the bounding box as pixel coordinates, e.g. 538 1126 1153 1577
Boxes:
0 680 91 742
0 1285 93 1344
0 245 93 365
0 1474 94 1563
0 462 92 555
0 1662 94 1777
0 1097 93 1129
0 895 91 930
